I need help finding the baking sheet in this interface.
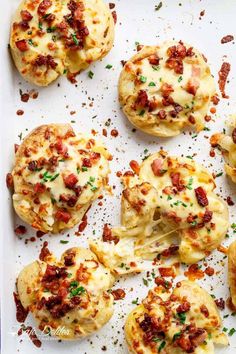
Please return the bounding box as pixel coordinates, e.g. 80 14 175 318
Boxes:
1 0 236 353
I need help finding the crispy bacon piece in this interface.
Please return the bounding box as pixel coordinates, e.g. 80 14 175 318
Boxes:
60 194 78 207
194 186 208 207
151 158 165 176
166 57 183 74
102 223 119 244
112 10 117 24
6 173 13 188
34 183 46 194
34 55 57 69
200 304 209 317
189 328 207 347
42 264 67 283
39 241 51 261
82 158 92 168
15 225 27 235
215 298 225 310
135 90 149 108
221 35 234 44
154 276 172 289
202 209 213 223
63 173 78 189
55 209 71 223
38 0 52 16
13 292 29 323
161 83 174 98
64 250 76 266
111 289 126 300
204 266 214 276
20 10 33 21
157 109 167 120
186 78 200 96
218 62 231 98
177 336 192 352
161 244 179 257
158 267 175 277
76 263 89 283
170 172 185 192
176 301 191 313
54 140 68 156
15 40 28 52
148 54 159 65
129 160 140 175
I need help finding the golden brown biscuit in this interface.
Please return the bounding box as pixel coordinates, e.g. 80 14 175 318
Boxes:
17 246 115 340
119 41 215 137
10 124 111 233
90 152 229 271
10 0 115 86
125 280 228 354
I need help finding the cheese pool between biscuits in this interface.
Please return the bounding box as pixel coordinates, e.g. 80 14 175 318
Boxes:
10 123 111 233
118 41 215 137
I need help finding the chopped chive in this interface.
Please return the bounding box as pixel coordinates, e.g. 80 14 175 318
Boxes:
139 75 147 83
71 33 78 45
106 64 113 69
88 70 94 79
60 240 69 244
148 81 156 86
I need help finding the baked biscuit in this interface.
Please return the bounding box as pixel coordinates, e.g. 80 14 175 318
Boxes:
90 152 229 270
119 41 215 137
17 246 115 339
10 0 115 86
11 124 111 233
125 280 228 353
211 115 236 183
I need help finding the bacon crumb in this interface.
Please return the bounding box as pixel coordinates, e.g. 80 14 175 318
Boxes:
111 289 126 300
218 62 231 98
221 35 234 44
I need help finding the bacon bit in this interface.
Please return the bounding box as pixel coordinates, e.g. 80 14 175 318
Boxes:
205 115 211 122
78 214 88 232
34 54 57 69
151 158 165 176
67 71 77 84
109 3 115 9
116 171 122 177
215 298 225 310
202 209 213 223
161 244 179 257
211 95 220 105
135 90 149 108
111 129 119 137
33 183 46 194
200 304 209 317
102 223 119 244
204 266 214 276
15 39 28 52
158 267 175 278
55 209 71 223
170 172 185 192
14 225 27 235
154 276 172 289
16 109 24 116
129 160 140 175
136 44 144 51
188 115 196 124
232 128 236 144
38 0 52 16
226 196 234 206
217 245 228 254
36 230 46 238
63 173 78 189
64 251 76 266
39 241 51 261
157 109 167 120
161 83 174 97
221 35 234 44
184 264 204 281
166 57 183 74
210 107 216 114
14 144 19 153
176 301 191 313
194 186 208 207
123 170 134 177
209 148 215 157
54 140 68 156
102 128 107 137
111 289 126 300
200 10 205 16
112 10 117 24
20 10 33 21
186 78 199 96
148 54 159 65
218 62 231 98
6 172 13 188
13 292 29 323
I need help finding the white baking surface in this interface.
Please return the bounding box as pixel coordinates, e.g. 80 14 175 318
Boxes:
1 0 236 353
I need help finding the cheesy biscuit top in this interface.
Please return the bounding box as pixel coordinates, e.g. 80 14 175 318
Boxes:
10 0 115 86
119 41 215 137
10 124 111 233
